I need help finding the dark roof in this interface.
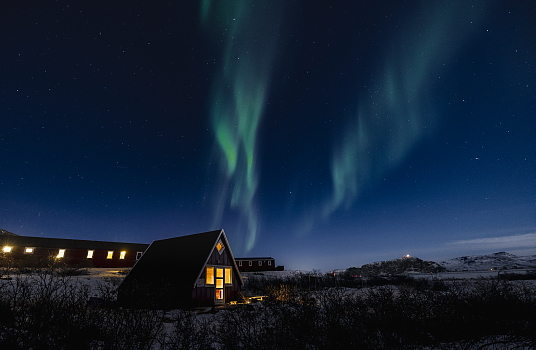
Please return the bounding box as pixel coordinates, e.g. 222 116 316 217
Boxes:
0 234 149 251
122 229 242 288
0 228 19 236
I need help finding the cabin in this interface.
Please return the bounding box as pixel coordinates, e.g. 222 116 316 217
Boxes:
117 229 243 308
235 257 284 272
0 229 148 268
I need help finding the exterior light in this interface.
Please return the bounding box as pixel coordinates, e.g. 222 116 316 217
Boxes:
3 246 12 253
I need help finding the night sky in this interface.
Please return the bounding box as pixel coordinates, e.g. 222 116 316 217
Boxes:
1 1 534 270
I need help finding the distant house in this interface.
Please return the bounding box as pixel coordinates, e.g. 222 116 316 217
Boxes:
117 229 243 308
0 229 148 268
235 257 283 272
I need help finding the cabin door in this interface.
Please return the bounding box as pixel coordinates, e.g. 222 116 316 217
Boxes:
215 268 224 304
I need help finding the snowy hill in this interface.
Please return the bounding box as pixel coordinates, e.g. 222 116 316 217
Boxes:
439 252 536 272
348 256 446 276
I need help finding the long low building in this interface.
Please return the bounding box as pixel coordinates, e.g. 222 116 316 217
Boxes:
235 257 284 272
0 229 149 268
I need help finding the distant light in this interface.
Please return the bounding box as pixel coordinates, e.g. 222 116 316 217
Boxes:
404 254 411 258
3 246 12 253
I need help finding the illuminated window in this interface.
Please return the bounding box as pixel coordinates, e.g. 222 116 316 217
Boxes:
216 278 223 288
216 268 224 278
216 240 224 254
57 249 66 258
259 261 262 266
206 267 214 285
3 246 12 253
216 289 223 300
25 247 35 254
107 251 113 259
87 250 94 259
225 267 232 284
119 251 126 259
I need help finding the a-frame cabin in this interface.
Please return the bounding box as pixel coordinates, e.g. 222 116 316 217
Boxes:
117 229 243 308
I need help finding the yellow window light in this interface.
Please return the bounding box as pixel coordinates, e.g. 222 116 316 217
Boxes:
107 251 113 259
225 267 232 284
216 289 223 300
57 249 66 258
119 251 126 259
206 267 214 285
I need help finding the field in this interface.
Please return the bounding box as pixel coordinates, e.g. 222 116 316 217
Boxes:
0 266 535 349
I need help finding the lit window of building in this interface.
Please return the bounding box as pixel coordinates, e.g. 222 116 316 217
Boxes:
225 267 232 284
25 247 34 254
216 240 224 253
206 266 214 285
87 250 94 259
216 268 224 288
57 249 66 258
107 251 114 259
119 251 126 259
215 289 223 300
3 246 12 253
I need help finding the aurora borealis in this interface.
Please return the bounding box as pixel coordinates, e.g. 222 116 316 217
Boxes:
1 1 534 270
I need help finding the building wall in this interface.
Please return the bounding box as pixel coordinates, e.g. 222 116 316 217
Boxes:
1 238 148 268
236 258 277 272
191 245 241 305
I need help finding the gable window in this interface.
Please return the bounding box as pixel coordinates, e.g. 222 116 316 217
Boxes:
107 251 114 259
119 251 126 259
25 247 35 254
216 240 225 255
57 249 66 258
136 251 143 260
225 267 232 284
3 246 12 253
206 266 214 285
87 250 94 259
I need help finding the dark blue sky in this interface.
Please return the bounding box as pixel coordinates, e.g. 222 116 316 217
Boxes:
1 1 534 270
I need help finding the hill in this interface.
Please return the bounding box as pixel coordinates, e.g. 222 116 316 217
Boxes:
439 252 536 271
346 255 446 276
